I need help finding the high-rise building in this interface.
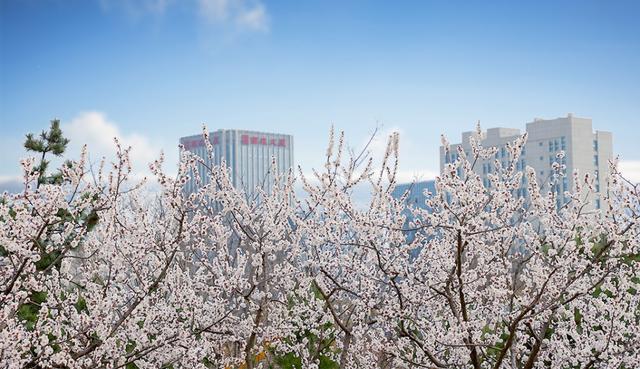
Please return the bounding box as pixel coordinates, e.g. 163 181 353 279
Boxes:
391 180 437 244
392 180 437 211
439 114 613 209
179 129 294 199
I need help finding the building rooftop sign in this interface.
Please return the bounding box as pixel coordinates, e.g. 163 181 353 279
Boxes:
181 133 288 150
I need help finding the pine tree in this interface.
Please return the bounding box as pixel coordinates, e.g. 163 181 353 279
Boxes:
24 119 70 187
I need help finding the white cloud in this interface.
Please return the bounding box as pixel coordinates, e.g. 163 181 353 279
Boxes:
360 126 400 162
619 160 640 184
234 3 268 32
63 112 164 181
99 0 270 32
197 0 230 21
198 0 269 32
0 113 172 190
355 127 438 185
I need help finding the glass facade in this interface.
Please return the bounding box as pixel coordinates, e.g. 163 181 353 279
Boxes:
179 129 294 199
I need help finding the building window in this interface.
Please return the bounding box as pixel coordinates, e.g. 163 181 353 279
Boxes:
593 140 598 151
540 156 543 161
594 155 599 166
539 142 543 146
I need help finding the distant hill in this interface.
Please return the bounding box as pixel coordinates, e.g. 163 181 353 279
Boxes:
0 177 22 194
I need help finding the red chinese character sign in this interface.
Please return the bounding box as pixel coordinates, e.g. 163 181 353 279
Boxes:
182 136 221 150
185 134 287 149
239 135 287 147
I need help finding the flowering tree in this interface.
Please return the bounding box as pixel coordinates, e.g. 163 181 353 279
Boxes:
296 129 412 368
383 127 640 368
1 123 638 368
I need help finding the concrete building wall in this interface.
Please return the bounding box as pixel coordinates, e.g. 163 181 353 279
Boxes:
594 130 613 208
440 114 613 209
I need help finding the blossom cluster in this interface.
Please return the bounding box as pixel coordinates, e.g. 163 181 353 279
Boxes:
1 127 638 368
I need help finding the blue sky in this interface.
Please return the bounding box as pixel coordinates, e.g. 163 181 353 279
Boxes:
2 0 640 188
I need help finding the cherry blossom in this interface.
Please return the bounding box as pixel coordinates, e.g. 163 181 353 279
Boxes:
1 126 638 368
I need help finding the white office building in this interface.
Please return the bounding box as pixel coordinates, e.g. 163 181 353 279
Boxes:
180 129 294 199
440 114 613 209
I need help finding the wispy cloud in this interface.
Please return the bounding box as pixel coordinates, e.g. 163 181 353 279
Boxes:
100 0 270 32
197 0 269 32
197 0 230 21
233 2 268 32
